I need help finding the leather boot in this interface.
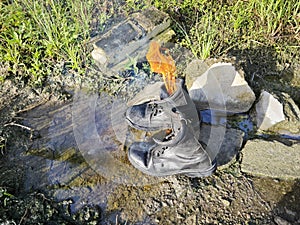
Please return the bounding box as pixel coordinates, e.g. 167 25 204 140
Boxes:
128 119 216 177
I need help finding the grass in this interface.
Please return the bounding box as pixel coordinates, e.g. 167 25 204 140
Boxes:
147 0 300 60
177 11 218 59
0 0 299 86
0 0 96 86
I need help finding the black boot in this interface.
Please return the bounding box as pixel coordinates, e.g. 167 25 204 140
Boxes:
128 119 216 177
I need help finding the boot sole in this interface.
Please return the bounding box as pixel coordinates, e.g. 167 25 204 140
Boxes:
128 151 217 178
184 160 217 178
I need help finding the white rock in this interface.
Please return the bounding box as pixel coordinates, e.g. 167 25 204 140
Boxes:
91 47 108 65
255 91 285 130
188 62 256 113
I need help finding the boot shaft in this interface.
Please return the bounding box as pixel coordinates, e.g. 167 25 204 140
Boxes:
126 79 201 137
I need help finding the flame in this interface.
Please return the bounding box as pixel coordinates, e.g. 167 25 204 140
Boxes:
146 41 176 95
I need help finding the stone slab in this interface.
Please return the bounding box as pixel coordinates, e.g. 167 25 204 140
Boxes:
91 7 173 73
241 139 300 179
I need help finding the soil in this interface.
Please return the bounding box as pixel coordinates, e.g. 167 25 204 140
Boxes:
1 59 300 225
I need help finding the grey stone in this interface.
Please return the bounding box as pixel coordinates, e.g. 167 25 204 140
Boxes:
241 139 300 179
199 124 244 168
90 7 173 73
184 214 197 225
274 216 291 225
185 59 226 89
220 197 231 207
255 91 285 131
187 62 256 113
284 208 297 222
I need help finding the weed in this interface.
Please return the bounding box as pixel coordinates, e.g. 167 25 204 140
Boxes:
124 0 146 13
0 0 299 87
0 0 95 86
123 54 140 75
178 11 218 59
138 0 300 60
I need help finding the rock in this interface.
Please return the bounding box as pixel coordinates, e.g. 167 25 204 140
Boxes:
184 214 197 225
270 92 300 136
90 7 173 73
91 48 107 65
274 216 291 225
199 124 244 168
187 62 256 113
185 59 228 89
185 59 210 89
255 91 285 131
220 197 231 207
241 139 300 179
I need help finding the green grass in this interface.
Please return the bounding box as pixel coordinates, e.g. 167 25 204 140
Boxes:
0 0 96 86
143 0 300 60
0 0 299 86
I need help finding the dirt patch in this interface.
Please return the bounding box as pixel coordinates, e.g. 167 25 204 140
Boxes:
1 76 299 224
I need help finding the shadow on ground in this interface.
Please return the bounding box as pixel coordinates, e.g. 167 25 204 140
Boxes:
229 46 300 107
273 180 300 224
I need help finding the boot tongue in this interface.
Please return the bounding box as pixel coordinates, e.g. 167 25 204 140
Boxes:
153 119 186 146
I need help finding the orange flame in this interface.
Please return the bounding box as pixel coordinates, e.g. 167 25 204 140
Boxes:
146 41 176 95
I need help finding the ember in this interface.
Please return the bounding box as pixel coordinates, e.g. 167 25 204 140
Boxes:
146 41 176 95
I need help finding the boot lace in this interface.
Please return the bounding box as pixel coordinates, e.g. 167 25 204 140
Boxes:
155 146 169 157
148 103 163 119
